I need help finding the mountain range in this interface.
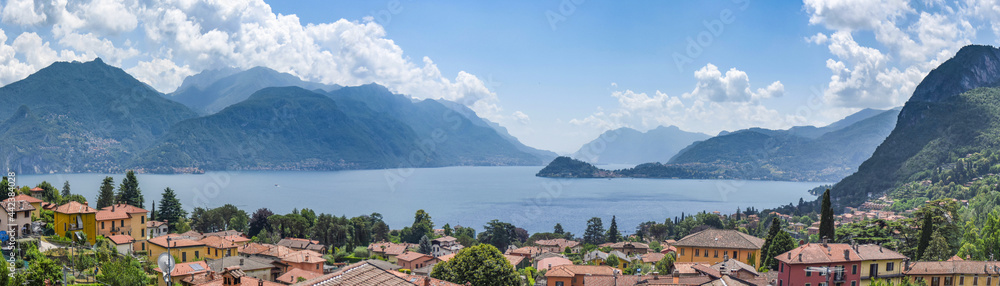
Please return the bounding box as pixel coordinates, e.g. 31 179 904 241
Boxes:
0 59 552 173
571 126 711 165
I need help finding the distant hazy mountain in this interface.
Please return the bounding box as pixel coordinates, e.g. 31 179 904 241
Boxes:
0 58 198 173
168 67 340 114
571 126 711 164
437 100 557 163
832 45 1000 207
134 86 424 171
326 84 548 166
668 107 901 181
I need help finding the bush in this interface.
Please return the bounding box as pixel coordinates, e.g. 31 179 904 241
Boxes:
352 246 369 258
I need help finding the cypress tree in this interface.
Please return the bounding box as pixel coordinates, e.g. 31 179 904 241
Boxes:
606 216 622 243
819 189 835 241
917 213 934 260
760 217 781 268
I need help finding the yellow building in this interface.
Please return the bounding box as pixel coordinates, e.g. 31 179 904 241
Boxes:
148 234 207 263
856 244 907 286
905 261 1000 286
673 229 764 267
52 201 97 245
12 195 43 219
199 236 238 259
96 204 149 253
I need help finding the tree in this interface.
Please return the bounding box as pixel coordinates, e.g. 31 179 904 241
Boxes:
916 213 934 260
655 252 676 274
117 170 144 207
650 224 669 241
157 188 187 232
765 231 795 270
405 209 435 243
0 177 8 202
760 218 781 268
96 256 150 286
431 244 518 286
443 223 452 236
820 189 835 241
554 223 565 235
61 181 71 198
97 176 116 209
606 216 622 243
584 217 605 245
606 255 620 268
36 181 60 203
419 235 432 254
479 220 518 251
372 220 390 242
248 208 274 237
924 230 953 261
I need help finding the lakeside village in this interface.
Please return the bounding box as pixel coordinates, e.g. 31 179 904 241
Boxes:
0 172 986 286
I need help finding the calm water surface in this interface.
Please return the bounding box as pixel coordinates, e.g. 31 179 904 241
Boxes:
18 166 825 234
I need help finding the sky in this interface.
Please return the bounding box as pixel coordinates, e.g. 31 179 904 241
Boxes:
0 0 996 154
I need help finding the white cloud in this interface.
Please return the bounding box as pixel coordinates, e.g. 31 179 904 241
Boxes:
684 63 783 103
803 0 912 31
512 111 530 125
0 0 508 123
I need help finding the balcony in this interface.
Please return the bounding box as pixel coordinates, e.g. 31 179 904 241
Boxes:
68 223 83 231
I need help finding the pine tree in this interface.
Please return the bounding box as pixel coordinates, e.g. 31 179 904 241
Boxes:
606 216 622 243
157 188 186 232
61 181 71 198
554 223 565 235
760 217 781 268
765 231 795 270
917 213 935 260
924 230 953 261
0 177 8 202
584 217 605 245
820 189 835 241
96 177 115 209
419 235 432 254
117 170 144 207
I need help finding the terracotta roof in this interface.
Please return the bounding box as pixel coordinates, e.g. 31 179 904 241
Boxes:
1 200 35 212
775 243 861 264
155 261 210 277
12 194 42 203
29 187 43 192
905 261 1000 275
609 241 650 249
854 244 907 260
363 259 402 271
52 201 97 214
281 250 325 264
504 254 524 267
204 230 244 237
107 234 135 245
182 271 284 286
582 276 642 286
431 236 457 243
99 204 148 214
293 261 415 286
509 246 543 256
397 274 461 286
395 251 433 262
179 230 205 240
674 229 764 250
693 264 722 278
149 234 206 248
674 262 701 275
224 235 251 243
545 265 617 278
277 267 323 284
536 257 573 270
205 257 273 272
278 237 322 249
702 275 755 286
535 238 581 249
436 253 456 262
200 236 238 249
710 259 759 276
368 242 409 256
146 220 167 227
643 252 666 263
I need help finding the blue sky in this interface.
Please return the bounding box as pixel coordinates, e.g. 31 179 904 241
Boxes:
0 0 995 153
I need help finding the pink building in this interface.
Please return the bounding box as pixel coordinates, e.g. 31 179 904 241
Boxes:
776 243 863 286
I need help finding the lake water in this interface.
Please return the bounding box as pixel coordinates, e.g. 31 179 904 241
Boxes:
17 166 825 235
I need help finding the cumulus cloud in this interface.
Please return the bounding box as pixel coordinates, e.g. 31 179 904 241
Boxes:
0 0 508 122
683 64 783 103
805 0 976 108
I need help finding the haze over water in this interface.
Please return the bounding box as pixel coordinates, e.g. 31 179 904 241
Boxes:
18 166 823 235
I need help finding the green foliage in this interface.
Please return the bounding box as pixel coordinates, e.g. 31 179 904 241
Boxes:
924 229 954 261
765 231 795 270
116 170 144 207
820 189 835 241
536 157 607 178
606 216 622 243
554 223 564 235
760 218 781 268
96 256 151 286
190 204 249 233
430 244 519 286
584 217 605 245
247 208 274 237
655 252 676 274
418 235 432 254
353 246 369 258
479 220 518 251
96 176 116 209
606 255 620 268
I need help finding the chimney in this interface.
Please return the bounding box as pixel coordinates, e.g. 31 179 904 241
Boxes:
844 249 850 260
798 254 802 262
258 280 263 286
673 274 680 284
240 259 244 266
424 277 431 286
653 272 659 280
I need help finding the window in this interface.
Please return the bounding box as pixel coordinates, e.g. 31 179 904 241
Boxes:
141 229 145 237
316 264 320 270
870 264 879 278
101 221 104 229
733 251 738 260
704 249 709 257
807 270 812 277
975 277 980 286
195 251 200 259
141 216 145 223
680 248 685 256
887 262 895 272
962 277 966 285
556 282 565 286
11 213 15 219
807 283 811 286
182 252 187 262
946 277 954 286
852 265 857 275
142 243 145 251
852 282 857 286
714 250 719 258
227 249 232 256
781 263 784 272
988 277 992 286
779 280 783 286
695 249 700 257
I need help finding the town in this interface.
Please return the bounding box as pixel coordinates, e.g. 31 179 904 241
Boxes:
0 172 981 286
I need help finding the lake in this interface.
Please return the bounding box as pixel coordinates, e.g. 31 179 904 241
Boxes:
17 166 825 235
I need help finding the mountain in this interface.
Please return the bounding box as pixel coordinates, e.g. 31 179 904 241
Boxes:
168 67 340 114
832 45 1000 208
667 107 901 181
570 126 711 164
133 86 424 171
326 84 547 166
0 58 198 173
437 100 557 162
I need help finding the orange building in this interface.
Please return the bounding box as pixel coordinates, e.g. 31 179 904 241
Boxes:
673 229 765 267
545 265 617 286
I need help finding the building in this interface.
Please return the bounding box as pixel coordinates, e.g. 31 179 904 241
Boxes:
396 251 437 271
53 201 98 245
674 229 765 266
904 261 1000 286
96 203 148 253
146 220 168 239
775 243 863 286
583 250 609 265
368 242 412 263
609 241 650 256
206 256 276 282
149 234 207 263
855 244 907 286
181 265 285 286
1 199 34 237
11 194 42 219
277 237 326 253
535 238 582 254
200 235 239 259
536 257 573 271
281 249 325 274
277 267 324 284
154 260 210 286
545 265 617 286
507 246 543 260
430 236 464 257
27 187 44 199
293 261 416 286
108 234 135 255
